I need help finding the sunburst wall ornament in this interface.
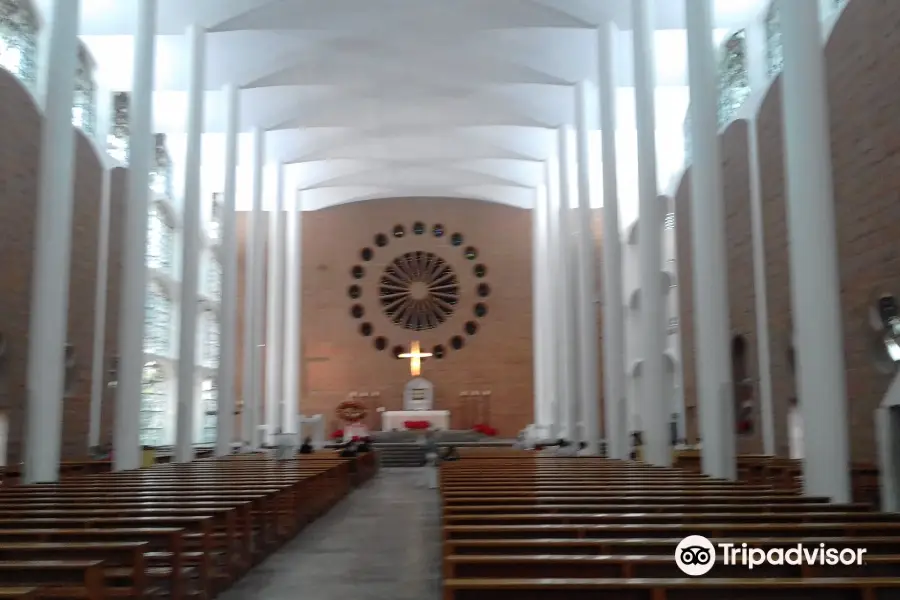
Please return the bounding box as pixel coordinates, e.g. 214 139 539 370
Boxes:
379 251 459 331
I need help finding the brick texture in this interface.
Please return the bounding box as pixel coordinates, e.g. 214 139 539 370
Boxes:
237 198 536 437
679 0 900 463
0 69 107 462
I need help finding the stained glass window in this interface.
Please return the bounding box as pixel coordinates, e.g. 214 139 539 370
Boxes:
150 134 172 197
200 377 217 444
765 4 783 77
72 43 96 135
0 0 38 88
717 29 751 127
207 256 222 300
140 361 169 446
107 92 129 164
144 282 172 356
147 203 175 273
204 312 220 368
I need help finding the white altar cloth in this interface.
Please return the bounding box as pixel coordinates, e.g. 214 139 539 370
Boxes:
382 410 450 431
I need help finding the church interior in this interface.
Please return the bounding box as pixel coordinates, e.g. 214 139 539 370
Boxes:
1 0 900 598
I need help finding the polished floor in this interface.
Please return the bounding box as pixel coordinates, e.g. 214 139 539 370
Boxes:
219 467 442 600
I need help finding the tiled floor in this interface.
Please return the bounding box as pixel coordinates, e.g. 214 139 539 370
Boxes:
219 467 442 600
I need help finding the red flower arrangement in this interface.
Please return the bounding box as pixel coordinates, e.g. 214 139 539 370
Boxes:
404 420 431 430
472 423 498 436
330 429 344 440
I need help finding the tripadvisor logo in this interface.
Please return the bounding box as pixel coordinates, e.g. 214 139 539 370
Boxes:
675 536 868 576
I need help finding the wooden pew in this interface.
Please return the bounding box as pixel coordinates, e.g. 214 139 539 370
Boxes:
0 561 105 600
438 452 898 599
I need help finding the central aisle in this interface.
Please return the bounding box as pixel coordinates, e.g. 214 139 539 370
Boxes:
220 467 442 600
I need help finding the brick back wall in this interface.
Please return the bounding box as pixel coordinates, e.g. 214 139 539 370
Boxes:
238 198 536 437
0 69 105 461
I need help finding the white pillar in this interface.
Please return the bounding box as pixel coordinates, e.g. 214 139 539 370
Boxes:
264 164 285 444
215 84 240 457
538 184 556 431
779 0 850 502
685 0 736 480
531 186 548 428
747 122 776 456
557 127 580 441
632 0 668 466
283 190 302 435
114 0 157 472
23 0 81 484
88 166 112 450
545 160 563 439
88 82 115 450
174 25 206 463
574 82 601 454
597 22 627 460
242 129 266 449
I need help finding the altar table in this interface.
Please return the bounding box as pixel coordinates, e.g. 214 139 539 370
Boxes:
382 410 450 431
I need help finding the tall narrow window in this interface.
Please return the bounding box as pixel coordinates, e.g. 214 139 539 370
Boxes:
72 43 96 134
765 3 783 77
140 361 169 446
209 194 223 242
201 377 217 444
204 312 220 369
108 92 130 164
150 134 172 197
144 282 172 356
207 256 222 300
0 0 38 88
147 203 175 274
717 29 751 126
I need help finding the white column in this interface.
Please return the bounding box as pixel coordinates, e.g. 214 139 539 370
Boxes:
174 25 206 463
245 131 267 448
538 185 556 431
283 190 303 435
779 0 850 502
685 0 736 480
114 0 157 472
747 122 776 456
88 166 112 450
88 82 115 450
574 82 601 454
23 0 81 484
531 186 548 427
545 160 563 439
557 127 580 441
632 0 668 466
597 22 627 460
264 164 285 444
215 84 240 456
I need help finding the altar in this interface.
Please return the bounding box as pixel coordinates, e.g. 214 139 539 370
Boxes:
380 375 450 430
382 410 450 431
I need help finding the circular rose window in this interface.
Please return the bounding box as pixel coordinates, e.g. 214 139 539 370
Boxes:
379 251 460 331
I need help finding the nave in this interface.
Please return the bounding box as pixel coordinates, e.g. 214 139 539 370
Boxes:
219 468 441 600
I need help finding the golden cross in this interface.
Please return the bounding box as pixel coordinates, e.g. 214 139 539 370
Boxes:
398 341 432 377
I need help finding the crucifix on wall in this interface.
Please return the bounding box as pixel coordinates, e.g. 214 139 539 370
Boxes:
398 341 432 377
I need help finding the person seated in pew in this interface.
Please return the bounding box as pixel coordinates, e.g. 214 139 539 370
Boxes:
299 437 315 454
576 441 590 456
440 445 461 462
357 437 372 453
339 441 359 457
555 439 579 457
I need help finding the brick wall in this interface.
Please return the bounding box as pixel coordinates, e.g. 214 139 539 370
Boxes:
237 198 536 437
0 69 105 462
679 0 900 463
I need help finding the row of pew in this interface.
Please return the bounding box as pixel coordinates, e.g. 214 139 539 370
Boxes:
439 449 900 599
0 450 378 599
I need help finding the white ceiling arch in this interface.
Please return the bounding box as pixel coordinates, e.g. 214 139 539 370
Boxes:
41 0 770 210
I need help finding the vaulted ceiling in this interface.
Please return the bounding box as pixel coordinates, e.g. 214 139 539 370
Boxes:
35 0 768 212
